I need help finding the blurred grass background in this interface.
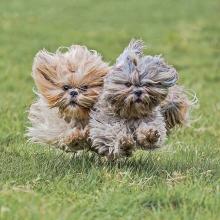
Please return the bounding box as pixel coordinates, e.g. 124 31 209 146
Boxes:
0 0 220 219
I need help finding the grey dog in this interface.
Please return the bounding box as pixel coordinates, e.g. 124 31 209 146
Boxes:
89 39 192 159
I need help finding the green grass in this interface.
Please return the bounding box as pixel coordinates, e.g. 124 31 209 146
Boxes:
0 0 220 219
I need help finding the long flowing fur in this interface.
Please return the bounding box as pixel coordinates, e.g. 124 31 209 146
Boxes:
27 96 89 152
27 45 109 151
161 85 195 130
89 39 194 159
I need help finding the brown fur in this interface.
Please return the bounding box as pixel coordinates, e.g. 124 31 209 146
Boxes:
160 85 193 130
27 45 109 150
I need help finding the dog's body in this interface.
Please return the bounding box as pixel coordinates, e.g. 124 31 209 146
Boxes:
27 41 193 157
89 40 192 158
28 96 89 151
27 45 109 151
90 103 167 158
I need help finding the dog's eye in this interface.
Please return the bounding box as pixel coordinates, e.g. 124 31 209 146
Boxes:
63 85 71 91
80 85 88 91
125 82 132 87
143 83 152 87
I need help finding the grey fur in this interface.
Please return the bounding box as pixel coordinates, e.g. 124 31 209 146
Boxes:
89 39 190 159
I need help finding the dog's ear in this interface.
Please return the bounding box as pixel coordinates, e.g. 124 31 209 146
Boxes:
32 50 58 88
142 56 178 88
115 39 145 74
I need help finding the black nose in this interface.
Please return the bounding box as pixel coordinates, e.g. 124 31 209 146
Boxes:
134 90 142 97
70 90 78 97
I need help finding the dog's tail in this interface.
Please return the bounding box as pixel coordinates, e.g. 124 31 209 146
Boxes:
160 85 197 131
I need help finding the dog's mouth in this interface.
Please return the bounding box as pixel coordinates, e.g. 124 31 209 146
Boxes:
134 98 142 103
69 100 90 110
69 100 77 107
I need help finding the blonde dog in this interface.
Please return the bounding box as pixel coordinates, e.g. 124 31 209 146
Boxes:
27 45 109 152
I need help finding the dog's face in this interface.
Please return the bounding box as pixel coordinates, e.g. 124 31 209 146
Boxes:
103 41 178 118
33 45 109 122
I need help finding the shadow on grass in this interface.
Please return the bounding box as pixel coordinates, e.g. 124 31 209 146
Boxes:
1 141 219 184
31 148 203 178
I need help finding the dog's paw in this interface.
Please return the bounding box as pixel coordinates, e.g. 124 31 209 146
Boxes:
60 128 88 151
137 128 160 149
119 135 134 148
82 126 89 139
118 135 135 157
145 129 160 144
64 128 82 143
91 135 135 160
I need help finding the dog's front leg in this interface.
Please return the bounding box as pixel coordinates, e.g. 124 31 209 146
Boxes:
136 115 167 150
59 127 89 152
113 130 135 159
90 121 135 159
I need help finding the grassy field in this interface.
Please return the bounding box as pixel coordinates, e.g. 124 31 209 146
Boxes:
0 0 220 219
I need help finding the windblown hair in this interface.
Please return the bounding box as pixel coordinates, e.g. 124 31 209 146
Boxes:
102 40 178 118
89 39 193 159
32 45 109 121
161 85 195 130
27 45 109 150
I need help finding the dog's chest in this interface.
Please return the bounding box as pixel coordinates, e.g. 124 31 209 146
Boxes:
124 119 142 132
69 119 88 129
124 113 155 132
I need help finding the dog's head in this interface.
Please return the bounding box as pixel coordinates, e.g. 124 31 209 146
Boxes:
33 45 109 122
103 39 178 118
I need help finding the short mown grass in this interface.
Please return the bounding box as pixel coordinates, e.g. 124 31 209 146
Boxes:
0 0 220 219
